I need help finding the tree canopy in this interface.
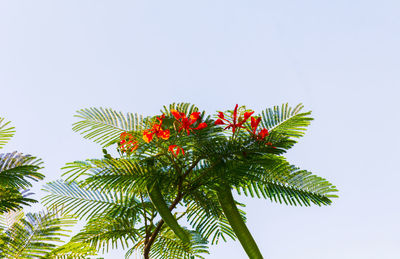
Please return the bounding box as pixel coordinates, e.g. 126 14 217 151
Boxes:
42 103 338 258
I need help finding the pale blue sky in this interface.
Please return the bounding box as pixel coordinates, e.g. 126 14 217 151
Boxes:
1 1 399 258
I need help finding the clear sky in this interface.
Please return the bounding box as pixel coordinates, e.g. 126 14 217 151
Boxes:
1 1 399 258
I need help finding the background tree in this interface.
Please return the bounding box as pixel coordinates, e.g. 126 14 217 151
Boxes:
0 118 43 213
43 103 338 258
0 117 96 259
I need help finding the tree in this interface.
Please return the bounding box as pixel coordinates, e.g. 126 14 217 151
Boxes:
0 117 95 259
0 118 43 213
43 103 338 258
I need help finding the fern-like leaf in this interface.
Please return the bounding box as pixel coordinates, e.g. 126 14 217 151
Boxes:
0 118 15 149
44 241 98 259
1 210 76 258
236 156 338 206
42 180 144 220
0 152 43 189
69 215 140 254
186 198 246 245
132 228 209 259
260 103 313 138
73 107 145 147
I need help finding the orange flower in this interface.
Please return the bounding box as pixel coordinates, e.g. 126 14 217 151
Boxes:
168 145 185 157
215 104 254 134
171 109 207 135
143 114 170 143
143 129 154 143
119 132 139 153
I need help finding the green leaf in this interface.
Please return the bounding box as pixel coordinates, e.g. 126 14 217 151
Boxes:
0 118 15 149
260 103 313 138
0 210 76 258
42 180 143 220
73 107 145 147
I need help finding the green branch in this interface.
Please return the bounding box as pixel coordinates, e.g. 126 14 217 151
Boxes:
217 184 263 259
147 184 190 244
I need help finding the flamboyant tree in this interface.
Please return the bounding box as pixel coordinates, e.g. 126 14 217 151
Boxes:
0 117 96 259
43 103 338 258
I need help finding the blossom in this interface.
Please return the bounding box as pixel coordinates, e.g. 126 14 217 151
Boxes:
119 132 139 153
250 116 261 134
143 114 170 143
249 116 269 140
215 104 254 134
249 116 275 148
170 109 207 135
168 145 185 157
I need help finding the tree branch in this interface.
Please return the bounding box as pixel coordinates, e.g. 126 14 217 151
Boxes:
143 192 183 258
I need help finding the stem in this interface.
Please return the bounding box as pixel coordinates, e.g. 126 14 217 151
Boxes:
147 184 190 244
140 192 149 244
144 220 164 259
143 191 185 258
217 184 263 259
143 157 199 257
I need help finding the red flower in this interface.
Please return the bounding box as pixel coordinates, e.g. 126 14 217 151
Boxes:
168 145 185 157
215 104 254 134
143 114 170 143
143 129 154 143
249 116 269 140
171 109 207 135
119 132 139 153
258 128 269 139
250 116 261 134
249 117 274 148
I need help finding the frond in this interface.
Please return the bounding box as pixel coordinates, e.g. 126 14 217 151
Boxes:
0 209 24 230
44 242 98 259
72 107 145 147
236 155 338 206
61 158 152 194
0 118 15 149
1 210 76 258
42 180 144 220
260 103 313 138
0 152 43 212
70 215 140 254
186 197 246 245
0 188 37 213
131 228 209 259
0 152 44 189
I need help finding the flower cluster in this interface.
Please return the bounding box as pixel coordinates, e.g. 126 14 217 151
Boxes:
168 145 185 157
118 109 208 157
214 104 275 147
170 109 207 135
118 104 275 157
215 104 254 134
119 132 139 154
250 116 269 140
143 115 170 143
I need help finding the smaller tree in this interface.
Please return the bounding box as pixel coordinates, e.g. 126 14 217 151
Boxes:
0 117 96 259
0 118 43 213
44 103 338 258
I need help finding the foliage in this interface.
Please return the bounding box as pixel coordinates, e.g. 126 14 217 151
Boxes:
0 118 15 149
0 210 76 258
43 103 338 258
0 117 95 259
